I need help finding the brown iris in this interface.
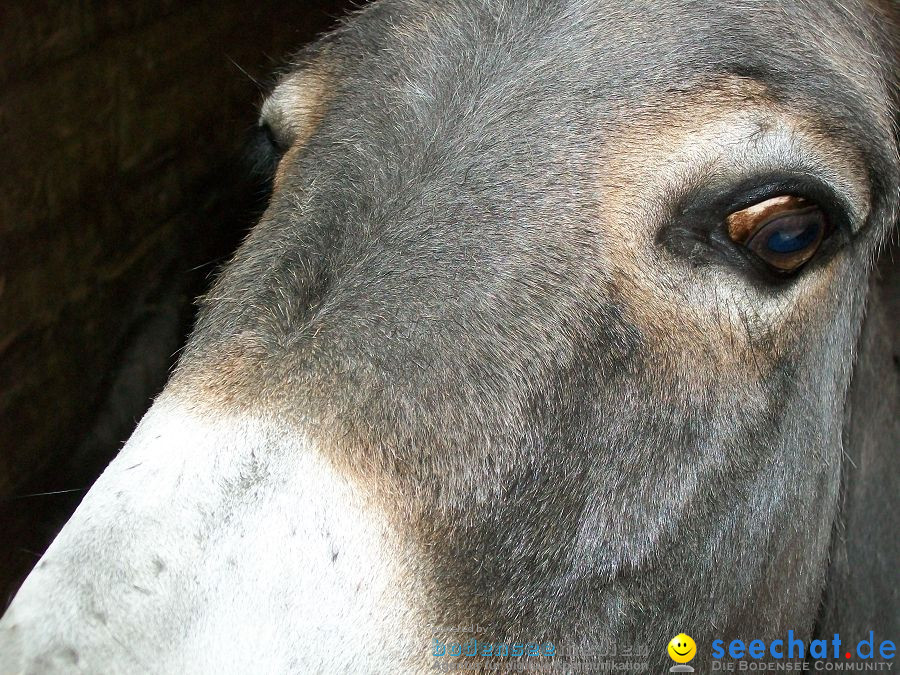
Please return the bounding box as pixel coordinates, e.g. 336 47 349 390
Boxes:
726 195 827 273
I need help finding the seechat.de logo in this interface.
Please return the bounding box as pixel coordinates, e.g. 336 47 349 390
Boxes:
712 631 895 660
710 630 896 671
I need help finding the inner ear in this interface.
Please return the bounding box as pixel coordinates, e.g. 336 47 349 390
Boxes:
816 233 899 640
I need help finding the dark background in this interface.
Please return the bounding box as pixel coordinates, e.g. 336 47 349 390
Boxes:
0 0 355 606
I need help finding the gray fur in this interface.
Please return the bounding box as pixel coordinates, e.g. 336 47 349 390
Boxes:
167 0 900 665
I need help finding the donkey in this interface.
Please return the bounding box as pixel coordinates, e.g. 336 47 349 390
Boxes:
2 0 897 672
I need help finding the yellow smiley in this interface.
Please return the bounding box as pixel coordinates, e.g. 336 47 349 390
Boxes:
668 633 697 663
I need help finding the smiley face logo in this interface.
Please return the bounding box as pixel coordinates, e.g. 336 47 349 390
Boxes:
668 633 696 663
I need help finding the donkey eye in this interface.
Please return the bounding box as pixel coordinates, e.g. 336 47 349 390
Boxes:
726 196 828 273
260 121 289 157
248 121 289 184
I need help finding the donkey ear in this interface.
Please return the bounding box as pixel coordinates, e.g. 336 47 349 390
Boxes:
817 235 899 640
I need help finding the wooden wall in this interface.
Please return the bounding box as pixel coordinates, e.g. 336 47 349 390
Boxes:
0 0 353 603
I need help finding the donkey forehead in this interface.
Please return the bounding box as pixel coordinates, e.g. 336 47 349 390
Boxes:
262 0 894 151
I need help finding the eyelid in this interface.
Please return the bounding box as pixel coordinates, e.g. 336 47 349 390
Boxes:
658 114 869 235
258 94 296 153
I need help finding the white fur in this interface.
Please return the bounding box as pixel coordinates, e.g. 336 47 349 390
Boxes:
0 394 425 673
